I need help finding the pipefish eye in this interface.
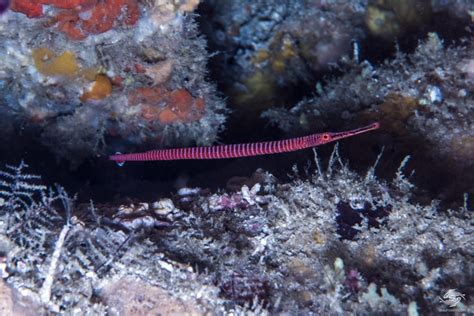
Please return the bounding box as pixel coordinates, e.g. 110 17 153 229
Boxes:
322 133 331 141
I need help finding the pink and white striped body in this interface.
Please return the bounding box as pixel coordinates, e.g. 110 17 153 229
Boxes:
109 122 379 163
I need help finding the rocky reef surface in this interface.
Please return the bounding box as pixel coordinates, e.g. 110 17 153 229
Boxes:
0 155 472 314
262 33 474 204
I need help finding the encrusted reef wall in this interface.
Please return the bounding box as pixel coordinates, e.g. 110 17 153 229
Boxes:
0 156 471 314
0 0 226 164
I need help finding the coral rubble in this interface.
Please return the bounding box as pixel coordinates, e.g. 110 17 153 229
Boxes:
0 156 471 314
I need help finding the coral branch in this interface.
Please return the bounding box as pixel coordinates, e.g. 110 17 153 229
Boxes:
39 223 70 304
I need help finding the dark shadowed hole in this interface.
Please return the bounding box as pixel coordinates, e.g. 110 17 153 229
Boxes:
336 202 392 240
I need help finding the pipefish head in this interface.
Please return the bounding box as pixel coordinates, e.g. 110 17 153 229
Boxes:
310 122 380 145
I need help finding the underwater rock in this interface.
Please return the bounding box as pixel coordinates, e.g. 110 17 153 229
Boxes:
0 1 226 165
98 276 206 315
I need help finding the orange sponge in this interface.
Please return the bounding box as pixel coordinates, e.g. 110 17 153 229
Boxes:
32 47 79 76
128 87 205 124
80 74 112 101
